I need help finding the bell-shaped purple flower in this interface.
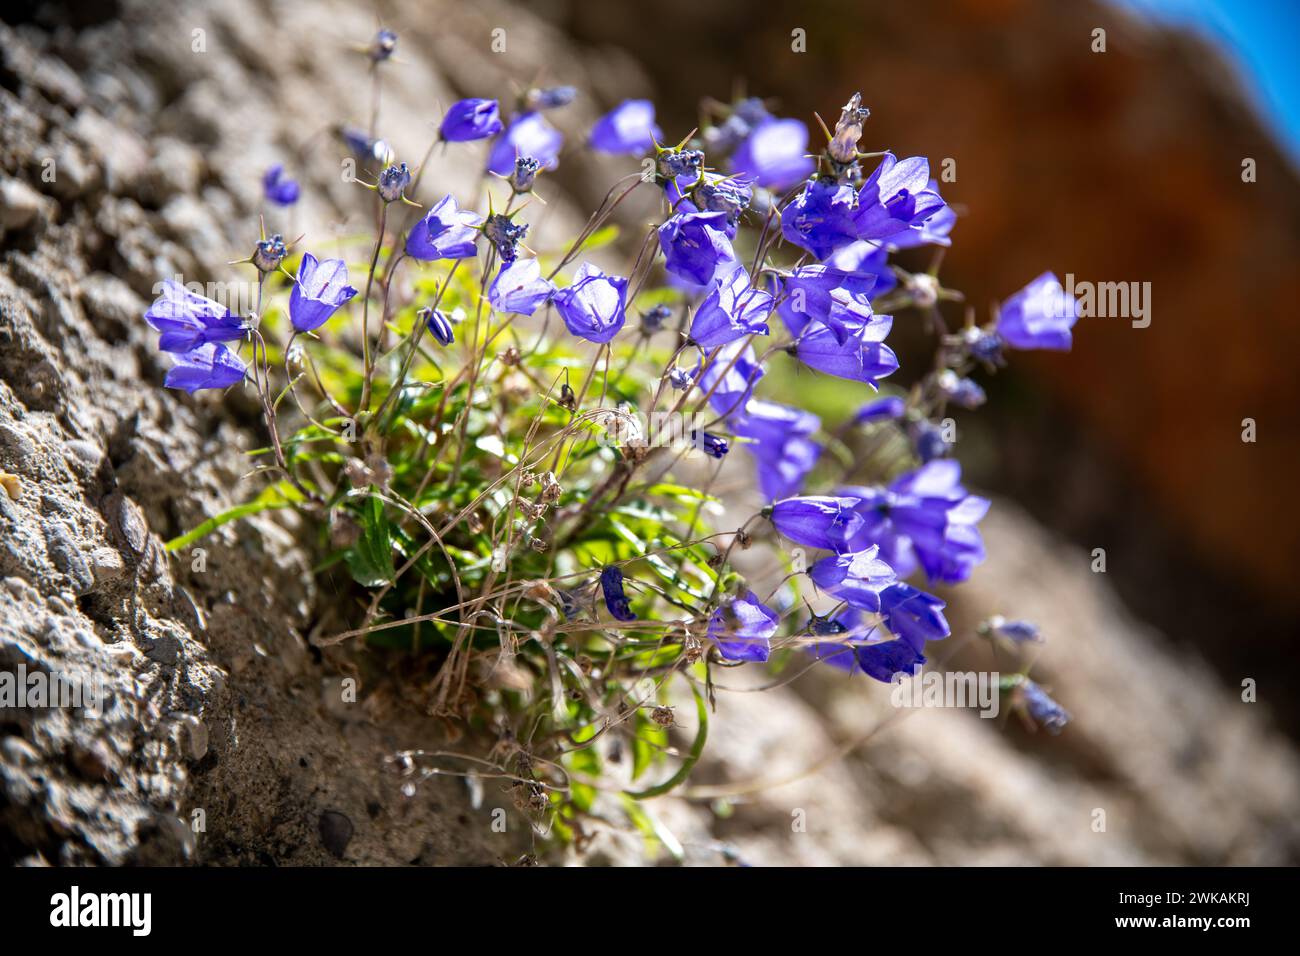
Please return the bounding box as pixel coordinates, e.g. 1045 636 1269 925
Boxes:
440 98 504 142
692 338 764 419
770 495 864 552
879 583 950 649
289 254 358 332
406 195 483 261
841 459 989 584
708 590 779 662
1011 677 1070 733
981 616 1043 644
855 395 905 424
732 399 821 500
778 264 880 343
882 187 956 249
782 179 861 261
553 263 627 343
730 117 814 191
589 99 661 155
164 343 247 394
488 113 563 175
996 272 1080 351
828 241 897 296
658 210 737 287
600 566 637 622
855 154 947 241
262 164 300 206
144 280 246 354
488 258 556 315
688 264 774 349
809 546 898 612
789 319 899 386
807 608 927 683
853 638 927 682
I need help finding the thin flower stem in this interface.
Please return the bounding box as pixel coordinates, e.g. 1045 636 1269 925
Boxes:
358 202 389 415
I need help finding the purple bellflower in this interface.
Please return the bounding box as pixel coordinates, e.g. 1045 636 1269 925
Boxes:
708 590 780 662
787 315 899 387
1012 677 1070 733
809 546 899 612
688 264 774 349
731 399 821 500
262 164 300 206
980 616 1043 644
525 86 577 111
855 395 906 424
488 113 563 176
770 495 865 552
879 582 951 648
589 99 662 155
996 272 1080 351
806 608 927 683
855 154 947 242
658 210 737 287
289 254 358 333
600 566 637 622
841 459 989 584
882 187 956 249
730 117 814 191
440 98 504 142
553 263 628 343
163 342 247 394
406 195 482 261
488 258 556 315
145 280 246 354
692 338 765 419
778 264 878 343
782 178 861 261
828 241 897 296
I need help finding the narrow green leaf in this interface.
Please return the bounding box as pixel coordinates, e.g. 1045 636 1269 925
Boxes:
164 481 303 552
625 682 708 799
344 494 394 587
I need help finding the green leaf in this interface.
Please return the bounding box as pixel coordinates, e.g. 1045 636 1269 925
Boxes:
164 481 304 552
625 682 708 799
632 711 669 781
344 495 394 587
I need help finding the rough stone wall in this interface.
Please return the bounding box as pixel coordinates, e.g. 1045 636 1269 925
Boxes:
2 0 1298 867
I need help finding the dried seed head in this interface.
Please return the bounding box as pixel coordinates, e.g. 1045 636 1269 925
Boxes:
364 453 393 490
343 458 370 487
538 471 562 504
650 705 675 728
523 580 554 604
